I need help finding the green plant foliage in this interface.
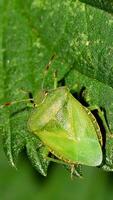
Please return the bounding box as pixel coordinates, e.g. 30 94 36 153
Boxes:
80 0 113 14
0 0 113 176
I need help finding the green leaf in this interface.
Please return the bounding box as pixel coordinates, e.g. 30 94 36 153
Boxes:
0 0 113 176
80 0 113 14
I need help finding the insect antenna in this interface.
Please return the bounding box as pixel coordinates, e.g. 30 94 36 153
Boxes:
42 53 57 89
0 54 57 109
0 98 34 109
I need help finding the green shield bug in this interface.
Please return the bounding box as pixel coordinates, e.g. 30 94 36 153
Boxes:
0 54 105 177
28 86 102 167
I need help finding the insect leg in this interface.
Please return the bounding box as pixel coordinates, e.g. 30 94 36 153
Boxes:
45 157 68 165
71 165 82 179
53 70 58 89
45 157 82 178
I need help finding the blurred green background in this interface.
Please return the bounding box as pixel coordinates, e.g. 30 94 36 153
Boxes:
1 141 113 200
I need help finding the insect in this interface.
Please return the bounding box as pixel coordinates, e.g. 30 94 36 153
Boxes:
28 86 103 169
1 54 107 177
